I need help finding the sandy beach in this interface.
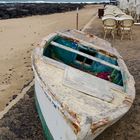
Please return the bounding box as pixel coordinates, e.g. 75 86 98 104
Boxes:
0 4 140 140
0 5 100 111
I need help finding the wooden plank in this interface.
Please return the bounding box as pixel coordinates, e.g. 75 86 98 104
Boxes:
50 41 120 71
63 67 114 103
43 56 66 70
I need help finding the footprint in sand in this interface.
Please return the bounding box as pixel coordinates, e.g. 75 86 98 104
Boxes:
0 84 10 91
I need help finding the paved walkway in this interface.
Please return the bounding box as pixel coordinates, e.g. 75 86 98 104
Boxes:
84 16 140 140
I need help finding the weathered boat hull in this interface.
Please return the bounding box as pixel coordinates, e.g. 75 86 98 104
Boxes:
34 74 112 140
35 83 53 140
32 29 135 140
33 68 131 140
34 74 77 140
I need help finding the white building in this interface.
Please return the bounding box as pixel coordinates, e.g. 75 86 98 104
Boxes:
118 0 140 21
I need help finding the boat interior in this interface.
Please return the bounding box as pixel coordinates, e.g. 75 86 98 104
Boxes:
43 35 123 86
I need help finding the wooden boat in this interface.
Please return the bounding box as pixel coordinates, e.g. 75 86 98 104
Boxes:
32 29 135 140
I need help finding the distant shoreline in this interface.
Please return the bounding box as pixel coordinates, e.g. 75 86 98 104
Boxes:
0 3 87 19
0 3 109 20
0 2 109 4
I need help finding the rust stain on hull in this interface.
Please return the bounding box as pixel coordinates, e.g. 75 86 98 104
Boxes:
91 118 109 133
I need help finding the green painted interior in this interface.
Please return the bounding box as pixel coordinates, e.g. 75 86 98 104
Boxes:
43 36 123 86
35 94 54 140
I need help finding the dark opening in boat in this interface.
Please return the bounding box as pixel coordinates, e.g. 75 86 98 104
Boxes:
43 36 123 86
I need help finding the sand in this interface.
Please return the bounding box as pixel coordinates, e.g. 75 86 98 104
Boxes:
0 5 100 111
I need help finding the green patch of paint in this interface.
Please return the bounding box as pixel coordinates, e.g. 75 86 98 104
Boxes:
35 94 54 140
